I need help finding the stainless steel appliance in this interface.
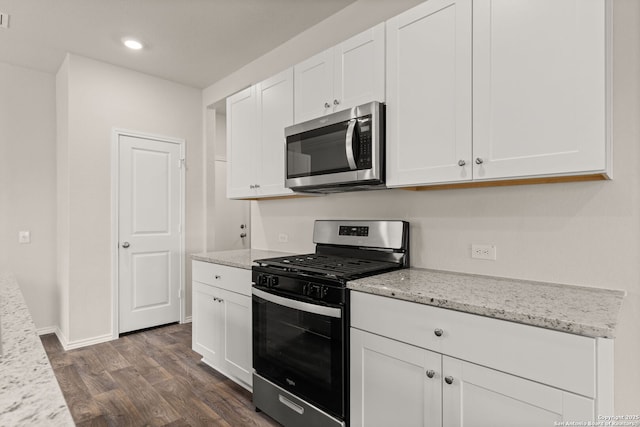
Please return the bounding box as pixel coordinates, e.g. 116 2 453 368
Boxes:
285 102 385 193
252 220 410 427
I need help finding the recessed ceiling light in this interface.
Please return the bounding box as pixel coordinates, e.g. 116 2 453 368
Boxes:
123 38 144 50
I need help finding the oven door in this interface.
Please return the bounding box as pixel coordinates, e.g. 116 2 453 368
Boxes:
252 286 345 419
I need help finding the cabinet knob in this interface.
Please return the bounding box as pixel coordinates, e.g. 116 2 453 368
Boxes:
475 157 484 165
121 242 130 248
255 184 260 188
240 233 247 238
426 370 436 379
434 328 444 337
213 297 218 302
324 102 331 109
249 184 255 189
214 275 221 280
458 160 466 167
445 376 454 385
333 99 340 106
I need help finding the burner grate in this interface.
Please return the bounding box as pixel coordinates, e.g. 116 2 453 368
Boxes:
256 253 397 278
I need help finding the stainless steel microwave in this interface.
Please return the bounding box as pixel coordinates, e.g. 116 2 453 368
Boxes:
285 101 385 193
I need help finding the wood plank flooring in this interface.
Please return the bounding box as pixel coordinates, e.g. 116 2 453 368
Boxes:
41 323 281 427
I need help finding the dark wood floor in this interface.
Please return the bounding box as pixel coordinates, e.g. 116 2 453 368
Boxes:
41 323 280 427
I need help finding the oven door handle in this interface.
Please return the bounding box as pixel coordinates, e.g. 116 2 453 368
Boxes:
252 288 342 319
345 118 358 170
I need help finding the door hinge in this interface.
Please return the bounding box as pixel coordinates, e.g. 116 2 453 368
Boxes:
178 158 185 168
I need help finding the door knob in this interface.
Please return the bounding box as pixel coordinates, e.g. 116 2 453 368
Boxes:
121 242 130 248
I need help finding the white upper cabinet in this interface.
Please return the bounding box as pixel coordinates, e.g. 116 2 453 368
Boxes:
226 68 294 199
227 86 258 198
386 0 472 187
294 23 385 123
472 0 609 181
256 68 294 197
387 0 610 188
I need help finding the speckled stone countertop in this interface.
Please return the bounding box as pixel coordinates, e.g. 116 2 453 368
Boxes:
192 249 295 270
0 273 74 426
348 268 625 339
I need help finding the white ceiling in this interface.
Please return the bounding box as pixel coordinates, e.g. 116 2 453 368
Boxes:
0 0 356 88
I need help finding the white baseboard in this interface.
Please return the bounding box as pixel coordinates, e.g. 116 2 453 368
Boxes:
36 326 57 336
183 316 192 323
54 327 114 351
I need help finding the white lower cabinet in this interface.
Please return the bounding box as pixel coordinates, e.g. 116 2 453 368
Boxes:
442 357 593 427
192 262 252 390
350 291 609 427
350 328 442 427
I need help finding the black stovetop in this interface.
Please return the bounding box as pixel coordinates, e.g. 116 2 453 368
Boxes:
254 253 399 280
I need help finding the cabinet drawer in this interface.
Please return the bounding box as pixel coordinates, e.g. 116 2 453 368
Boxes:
192 261 251 296
351 291 596 398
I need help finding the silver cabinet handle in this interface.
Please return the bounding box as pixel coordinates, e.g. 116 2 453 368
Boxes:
324 102 331 108
434 328 444 337
426 370 436 379
121 242 130 248
458 160 466 166
445 376 454 385
333 99 340 106
475 157 484 165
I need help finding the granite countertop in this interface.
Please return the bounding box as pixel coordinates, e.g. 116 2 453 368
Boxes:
0 273 74 426
348 268 625 339
191 248 295 270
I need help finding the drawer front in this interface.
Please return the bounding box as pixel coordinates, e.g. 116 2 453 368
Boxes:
192 261 251 296
350 291 596 398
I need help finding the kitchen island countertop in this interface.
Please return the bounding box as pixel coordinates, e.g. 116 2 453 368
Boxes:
348 268 625 339
191 248 294 270
0 273 74 426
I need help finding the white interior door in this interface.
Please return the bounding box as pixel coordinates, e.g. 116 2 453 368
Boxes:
118 134 182 333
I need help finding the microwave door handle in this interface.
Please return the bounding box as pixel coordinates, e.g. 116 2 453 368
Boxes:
345 119 358 170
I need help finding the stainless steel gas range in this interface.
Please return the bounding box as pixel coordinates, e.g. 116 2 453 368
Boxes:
251 220 410 427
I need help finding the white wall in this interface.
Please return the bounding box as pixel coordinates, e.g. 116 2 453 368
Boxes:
0 62 58 330
203 0 640 413
56 54 203 345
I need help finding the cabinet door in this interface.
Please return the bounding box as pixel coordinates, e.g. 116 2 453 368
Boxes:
294 49 334 123
219 288 252 387
334 22 385 112
473 0 609 180
226 86 258 198
386 0 472 187
256 68 294 197
350 328 442 427
192 282 221 365
442 357 594 427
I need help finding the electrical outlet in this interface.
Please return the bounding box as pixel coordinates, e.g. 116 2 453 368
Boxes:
471 244 496 260
18 231 30 244
278 233 289 243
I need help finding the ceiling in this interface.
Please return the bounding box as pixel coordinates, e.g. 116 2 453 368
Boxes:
0 0 356 88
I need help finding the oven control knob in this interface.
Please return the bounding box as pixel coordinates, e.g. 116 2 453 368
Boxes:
256 274 265 286
268 276 279 288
